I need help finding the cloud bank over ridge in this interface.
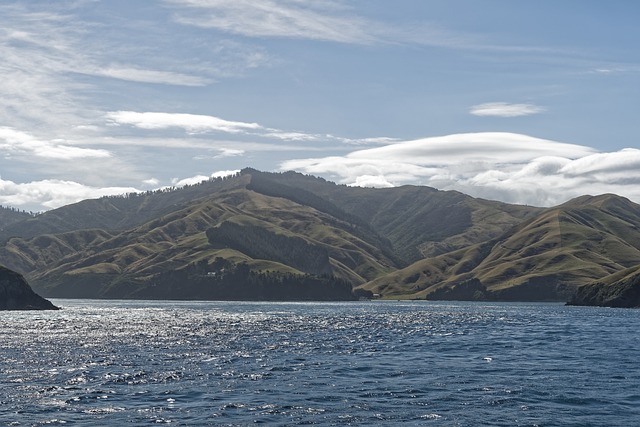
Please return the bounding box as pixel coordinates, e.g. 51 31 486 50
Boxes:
281 132 640 207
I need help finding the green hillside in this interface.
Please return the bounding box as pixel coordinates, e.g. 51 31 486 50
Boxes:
361 194 640 301
12 181 400 299
0 169 638 303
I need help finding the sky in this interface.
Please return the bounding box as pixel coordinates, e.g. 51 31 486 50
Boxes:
1 0 640 212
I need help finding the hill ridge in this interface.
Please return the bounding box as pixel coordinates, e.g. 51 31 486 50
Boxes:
0 169 638 304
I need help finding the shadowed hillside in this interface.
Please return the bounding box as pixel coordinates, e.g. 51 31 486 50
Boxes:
0 206 34 230
244 169 540 262
567 265 640 308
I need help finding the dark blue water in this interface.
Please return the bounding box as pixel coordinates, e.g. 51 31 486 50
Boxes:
1 300 639 426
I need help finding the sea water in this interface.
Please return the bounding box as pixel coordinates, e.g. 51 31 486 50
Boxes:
1 300 639 426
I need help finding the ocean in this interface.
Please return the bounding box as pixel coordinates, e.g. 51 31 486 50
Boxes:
1 300 639 426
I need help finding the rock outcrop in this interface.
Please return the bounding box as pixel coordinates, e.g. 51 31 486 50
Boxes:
567 268 640 308
0 266 59 310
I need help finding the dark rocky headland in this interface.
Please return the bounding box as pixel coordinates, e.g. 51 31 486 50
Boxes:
0 266 58 310
567 268 640 308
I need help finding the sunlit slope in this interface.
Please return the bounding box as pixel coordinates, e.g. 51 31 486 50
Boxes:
23 187 398 297
0 174 250 243
362 194 640 300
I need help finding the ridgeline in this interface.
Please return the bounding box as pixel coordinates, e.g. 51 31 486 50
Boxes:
1 169 639 306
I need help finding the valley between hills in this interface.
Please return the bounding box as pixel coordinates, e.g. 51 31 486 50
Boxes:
1 168 639 307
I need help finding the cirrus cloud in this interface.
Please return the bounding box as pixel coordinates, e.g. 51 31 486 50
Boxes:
165 0 377 44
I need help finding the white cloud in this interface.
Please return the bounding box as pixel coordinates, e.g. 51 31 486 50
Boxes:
0 177 139 211
350 175 394 188
470 102 546 117
106 111 262 134
0 127 111 159
104 111 396 151
559 149 640 176
211 169 240 179
143 178 160 186
96 66 212 86
264 131 325 142
170 169 240 187
214 148 244 158
347 136 400 145
171 175 211 187
347 132 593 165
280 132 640 207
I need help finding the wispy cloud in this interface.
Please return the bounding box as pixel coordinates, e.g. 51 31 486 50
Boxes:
214 148 245 158
469 102 546 118
280 132 640 207
193 148 245 160
0 2 269 134
165 0 377 44
0 127 111 159
105 110 396 148
106 111 262 134
164 0 564 53
95 66 213 87
164 0 486 50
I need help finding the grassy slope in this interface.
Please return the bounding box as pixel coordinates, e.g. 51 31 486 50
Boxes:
2 169 640 302
27 187 397 297
246 170 540 263
362 194 640 299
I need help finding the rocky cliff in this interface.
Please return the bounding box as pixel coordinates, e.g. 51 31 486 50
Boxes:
0 266 58 310
567 267 640 308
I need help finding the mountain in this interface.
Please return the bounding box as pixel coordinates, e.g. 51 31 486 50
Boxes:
0 265 58 310
0 169 541 301
1 169 639 303
244 169 539 262
361 194 640 301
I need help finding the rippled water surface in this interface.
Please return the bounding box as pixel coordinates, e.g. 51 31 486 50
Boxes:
1 300 639 426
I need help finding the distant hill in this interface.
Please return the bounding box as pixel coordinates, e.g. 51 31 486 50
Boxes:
361 194 640 302
0 169 638 303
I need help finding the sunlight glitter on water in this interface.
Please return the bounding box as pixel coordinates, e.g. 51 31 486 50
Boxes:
1 300 639 426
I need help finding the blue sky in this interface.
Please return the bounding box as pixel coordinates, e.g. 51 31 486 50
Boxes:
1 0 639 211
